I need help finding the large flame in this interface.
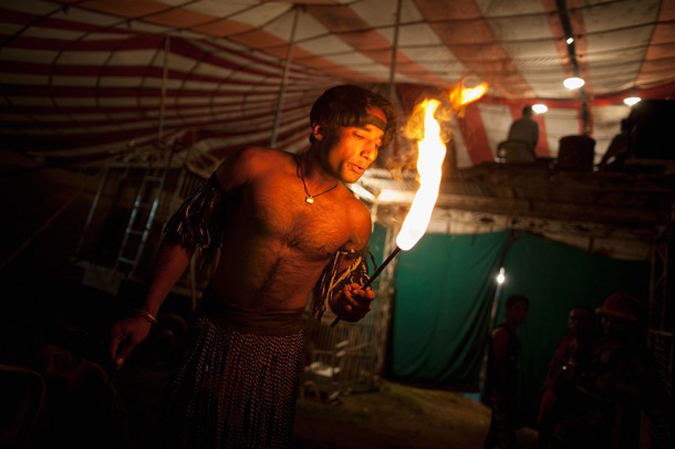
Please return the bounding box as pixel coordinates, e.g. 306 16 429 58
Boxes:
396 99 446 251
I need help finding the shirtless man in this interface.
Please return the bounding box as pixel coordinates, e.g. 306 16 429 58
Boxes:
483 294 529 449
109 84 396 448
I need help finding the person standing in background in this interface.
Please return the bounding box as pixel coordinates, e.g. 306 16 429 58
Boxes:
483 294 530 449
537 306 596 449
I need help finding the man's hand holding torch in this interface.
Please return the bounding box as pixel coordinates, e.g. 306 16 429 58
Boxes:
330 283 376 322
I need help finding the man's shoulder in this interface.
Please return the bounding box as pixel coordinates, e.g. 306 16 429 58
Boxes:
491 325 511 340
225 147 293 173
335 188 372 246
492 325 508 336
237 146 293 164
214 147 294 187
342 189 371 220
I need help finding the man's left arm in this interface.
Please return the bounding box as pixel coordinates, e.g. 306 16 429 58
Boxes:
322 203 376 322
328 250 375 322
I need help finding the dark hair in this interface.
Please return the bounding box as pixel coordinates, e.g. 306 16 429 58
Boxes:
506 294 529 309
522 105 533 116
309 84 397 148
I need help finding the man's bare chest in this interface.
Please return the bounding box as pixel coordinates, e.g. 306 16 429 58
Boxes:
244 176 351 259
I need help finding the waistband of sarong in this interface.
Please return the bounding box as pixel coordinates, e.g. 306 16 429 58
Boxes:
196 286 304 336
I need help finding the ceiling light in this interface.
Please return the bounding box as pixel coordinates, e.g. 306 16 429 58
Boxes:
563 77 585 90
623 96 641 106
532 104 548 114
566 37 574 44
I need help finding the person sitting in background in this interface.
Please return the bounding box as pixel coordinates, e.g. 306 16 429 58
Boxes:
498 106 539 163
508 106 539 152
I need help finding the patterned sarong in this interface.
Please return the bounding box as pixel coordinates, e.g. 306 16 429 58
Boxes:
161 296 304 449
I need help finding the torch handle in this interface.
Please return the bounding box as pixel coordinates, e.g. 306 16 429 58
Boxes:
330 246 402 328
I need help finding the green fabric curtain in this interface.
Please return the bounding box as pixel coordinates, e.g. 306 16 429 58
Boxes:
389 230 649 424
391 231 511 385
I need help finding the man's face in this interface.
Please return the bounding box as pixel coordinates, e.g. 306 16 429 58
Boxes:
601 314 631 338
319 107 386 184
568 308 591 334
506 301 529 326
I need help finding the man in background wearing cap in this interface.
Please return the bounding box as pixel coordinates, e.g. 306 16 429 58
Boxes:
552 292 668 449
109 84 397 448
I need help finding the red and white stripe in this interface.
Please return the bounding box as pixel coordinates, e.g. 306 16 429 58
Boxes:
0 0 673 168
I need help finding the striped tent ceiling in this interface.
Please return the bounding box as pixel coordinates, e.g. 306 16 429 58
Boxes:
2 0 674 170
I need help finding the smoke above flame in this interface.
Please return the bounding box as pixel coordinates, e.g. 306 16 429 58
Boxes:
393 81 488 177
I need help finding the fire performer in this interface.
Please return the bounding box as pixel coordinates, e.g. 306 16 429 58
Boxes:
109 84 396 448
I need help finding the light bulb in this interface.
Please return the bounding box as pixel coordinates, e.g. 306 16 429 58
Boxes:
532 104 548 114
496 267 506 285
623 96 641 106
563 77 585 90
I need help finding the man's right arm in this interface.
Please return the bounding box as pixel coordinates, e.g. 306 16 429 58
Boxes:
143 244 192 316
109 244 191 366
491 327 510 391
144 146 265 308
110 147 265 365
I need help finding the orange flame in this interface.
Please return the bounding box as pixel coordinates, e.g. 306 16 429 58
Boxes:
396 99 446 251
448 82 489 113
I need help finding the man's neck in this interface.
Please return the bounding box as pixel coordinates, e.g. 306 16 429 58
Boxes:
504 318 519 331
298 149 340 189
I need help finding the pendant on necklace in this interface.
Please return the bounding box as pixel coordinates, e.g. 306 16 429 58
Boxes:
305 196 314 204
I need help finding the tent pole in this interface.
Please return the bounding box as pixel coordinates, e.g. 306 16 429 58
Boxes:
555 0 591 135
478 231 519 394
157 35 170 143
270 5 302 148
387 0 403 102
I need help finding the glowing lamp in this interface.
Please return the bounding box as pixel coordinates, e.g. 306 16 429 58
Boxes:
623 96 641 106
496 267 506 285
532 104 548 114
563 77 585 90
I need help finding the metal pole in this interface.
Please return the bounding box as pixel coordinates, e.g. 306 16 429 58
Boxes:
555 0 590 135
270 5 302 147
157 35 170 142
372 222 401 376
75 166 110 256
387 0 403 101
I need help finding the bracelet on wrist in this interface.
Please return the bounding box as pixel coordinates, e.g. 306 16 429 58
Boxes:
133 308 158 326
